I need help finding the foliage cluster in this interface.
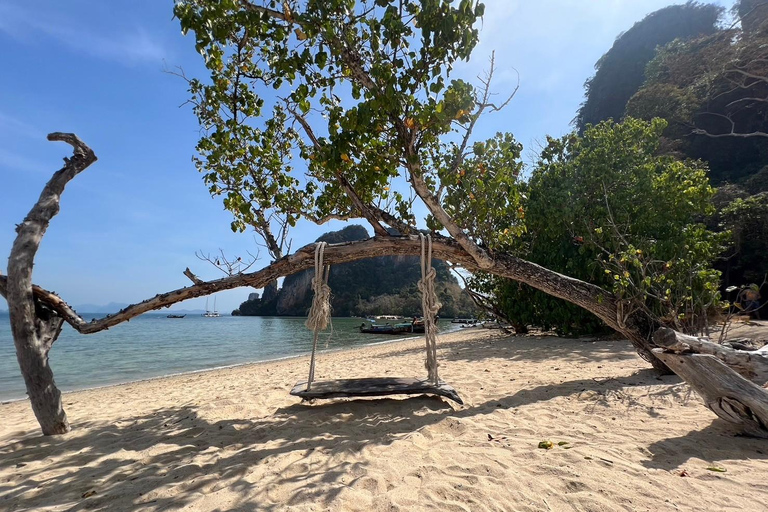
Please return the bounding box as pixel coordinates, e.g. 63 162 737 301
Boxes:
475 119 725 335
577 0 768 312
720 192 768 286
174 0 490 237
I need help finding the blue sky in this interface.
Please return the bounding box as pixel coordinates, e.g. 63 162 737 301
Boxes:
0 0 733 314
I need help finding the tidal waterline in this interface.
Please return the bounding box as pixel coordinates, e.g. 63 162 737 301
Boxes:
0 313 460 401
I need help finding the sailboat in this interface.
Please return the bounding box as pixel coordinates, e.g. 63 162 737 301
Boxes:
202 296 221 318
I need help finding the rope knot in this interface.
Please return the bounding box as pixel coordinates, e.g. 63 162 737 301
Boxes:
419 234 441 384
305 242 332 332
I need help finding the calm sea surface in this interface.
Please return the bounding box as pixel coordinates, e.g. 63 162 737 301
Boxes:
0 313 459 402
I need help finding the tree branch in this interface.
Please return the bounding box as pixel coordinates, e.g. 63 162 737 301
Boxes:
183 268 204 285
1 235 622 337
691 111 768 139
409 169 495 269
7 133 97 341
286 104 389 236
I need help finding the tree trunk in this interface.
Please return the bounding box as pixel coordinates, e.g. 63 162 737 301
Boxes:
5 133 96 435
12 306 68 435
653 349 768 438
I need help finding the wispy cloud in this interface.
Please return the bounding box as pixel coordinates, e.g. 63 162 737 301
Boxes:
0 148 52 175
0 111 43 140
0 3 166 65
461 0 682 92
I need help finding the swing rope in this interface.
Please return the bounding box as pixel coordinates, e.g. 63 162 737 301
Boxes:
418 233 441 385
305 242 331 390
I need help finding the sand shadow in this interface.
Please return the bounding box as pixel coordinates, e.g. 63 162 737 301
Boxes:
388 332 642 366
0 364 759 510
0 396 467 511
642 421 768 470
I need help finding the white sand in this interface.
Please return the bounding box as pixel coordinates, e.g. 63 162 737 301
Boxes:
2 328 767 511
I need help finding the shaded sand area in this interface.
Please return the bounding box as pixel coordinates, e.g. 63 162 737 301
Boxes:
2 329 767 511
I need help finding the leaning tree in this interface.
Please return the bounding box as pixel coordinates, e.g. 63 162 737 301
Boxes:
3 0 768 437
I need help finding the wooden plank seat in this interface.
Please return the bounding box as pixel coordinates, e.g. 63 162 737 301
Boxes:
290 377 463 404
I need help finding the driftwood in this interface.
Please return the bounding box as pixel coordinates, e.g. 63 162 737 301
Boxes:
653 327 768 438
653 350 768 438
290 377 463 404
653 328 768 385
5 133 97 435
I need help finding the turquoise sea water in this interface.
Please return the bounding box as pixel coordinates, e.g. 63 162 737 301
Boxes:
0 313 458 402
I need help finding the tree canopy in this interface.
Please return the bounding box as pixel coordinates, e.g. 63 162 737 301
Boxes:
174 0 513 246
574 0 768 314
472 118 724 336
171 0 723 361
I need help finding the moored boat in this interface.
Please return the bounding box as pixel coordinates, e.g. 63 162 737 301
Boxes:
359 317 429 334
359 322 414 334
203 297 221 317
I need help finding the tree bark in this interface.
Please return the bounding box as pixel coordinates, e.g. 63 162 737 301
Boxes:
5 133 97 435
1 233 666 369
653 349 768 438
653 327 768 385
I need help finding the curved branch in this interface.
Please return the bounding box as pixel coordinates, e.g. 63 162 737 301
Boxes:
7 133 97 337
409 170 495 269
1 235 621 337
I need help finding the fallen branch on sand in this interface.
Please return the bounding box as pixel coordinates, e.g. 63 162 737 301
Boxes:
653 328 768 438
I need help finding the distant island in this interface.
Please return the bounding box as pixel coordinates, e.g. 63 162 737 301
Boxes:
71 303 206 315
233 225 477 318
72 302 131 314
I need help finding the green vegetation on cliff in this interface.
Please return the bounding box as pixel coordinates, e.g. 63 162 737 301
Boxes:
236 225 476 318
478 118 724 336
574 0 768 316
576 1 721 132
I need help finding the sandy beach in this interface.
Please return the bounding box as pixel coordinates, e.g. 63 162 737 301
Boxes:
2 328 767 511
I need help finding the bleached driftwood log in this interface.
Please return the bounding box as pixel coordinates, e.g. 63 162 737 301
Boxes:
5 133 96 434
653 327 768 385
653 327 768 438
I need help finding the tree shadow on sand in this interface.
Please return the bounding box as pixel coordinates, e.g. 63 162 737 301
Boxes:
642 420 768 471
0 365 761 510
1 398 453 511
389 332 641 365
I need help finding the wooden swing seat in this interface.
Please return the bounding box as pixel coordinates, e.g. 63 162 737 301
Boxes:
290 377 463 404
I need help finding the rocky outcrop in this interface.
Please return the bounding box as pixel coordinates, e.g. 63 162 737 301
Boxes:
236 225 477 317
276 270 313 315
